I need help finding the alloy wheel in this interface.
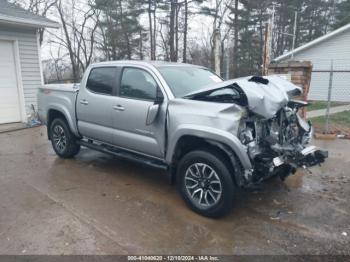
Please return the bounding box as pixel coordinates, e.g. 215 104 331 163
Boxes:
52 124 67 153
184 163 222 208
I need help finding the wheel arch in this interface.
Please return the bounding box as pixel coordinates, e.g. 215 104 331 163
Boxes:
167 126 251 166
168 132 249 187
47 106 79 139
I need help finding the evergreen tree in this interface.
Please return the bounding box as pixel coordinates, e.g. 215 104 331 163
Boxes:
226 0 337 76
333 0 350 28
228 0 270 76
93 0 146 60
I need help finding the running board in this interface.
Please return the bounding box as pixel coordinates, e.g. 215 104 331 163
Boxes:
78 140 168 170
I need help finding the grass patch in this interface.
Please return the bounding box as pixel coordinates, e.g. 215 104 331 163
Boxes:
309 110 350 130
307 101 344 111
310 110 350 126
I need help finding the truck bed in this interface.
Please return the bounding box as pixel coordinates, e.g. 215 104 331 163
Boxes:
41 83 80 92
37 83 80 136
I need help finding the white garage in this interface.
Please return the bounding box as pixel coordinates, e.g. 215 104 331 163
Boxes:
0 0 59 124
274 23 350 102
0 40 22 124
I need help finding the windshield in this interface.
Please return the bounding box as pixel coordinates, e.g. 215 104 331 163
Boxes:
158 66 223 97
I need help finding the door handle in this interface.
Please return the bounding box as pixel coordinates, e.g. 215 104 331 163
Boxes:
80 99 89 105
113 105 125 111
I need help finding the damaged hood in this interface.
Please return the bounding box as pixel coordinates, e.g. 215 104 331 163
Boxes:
185 75 302 119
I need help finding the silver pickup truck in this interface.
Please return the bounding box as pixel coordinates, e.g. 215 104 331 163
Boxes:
38 61 327 217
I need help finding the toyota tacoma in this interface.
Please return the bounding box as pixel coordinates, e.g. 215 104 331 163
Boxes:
38 61 328 217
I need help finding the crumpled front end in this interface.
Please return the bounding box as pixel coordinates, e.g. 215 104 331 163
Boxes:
238 99 328 184
185 75 328 184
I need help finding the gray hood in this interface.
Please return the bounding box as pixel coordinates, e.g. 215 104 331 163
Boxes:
186 75 302 119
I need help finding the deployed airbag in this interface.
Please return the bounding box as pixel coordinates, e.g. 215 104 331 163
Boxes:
234 75 302 119
186 75 302 119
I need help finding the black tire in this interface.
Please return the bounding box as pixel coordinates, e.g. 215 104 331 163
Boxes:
49 118 80 158
176 150 235 218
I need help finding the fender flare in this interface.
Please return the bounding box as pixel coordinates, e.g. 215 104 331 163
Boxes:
47 104 80 137
166 125 252 171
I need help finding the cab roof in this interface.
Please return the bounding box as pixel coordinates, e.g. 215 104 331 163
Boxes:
91 60 205 69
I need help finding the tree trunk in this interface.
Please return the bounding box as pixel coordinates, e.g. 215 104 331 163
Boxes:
118 0 131 59
148 0 154 60
233 0 238 77
183 0 188 62
153 6 157 60
56 0 78 81
175 4 179 61
140 29 144 60
169 0 177 62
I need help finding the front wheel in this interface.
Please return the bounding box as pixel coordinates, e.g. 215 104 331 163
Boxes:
177 150 235 218
49 118 80 158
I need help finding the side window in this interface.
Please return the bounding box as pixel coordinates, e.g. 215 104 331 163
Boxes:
120 68 157 101
86 67 117 95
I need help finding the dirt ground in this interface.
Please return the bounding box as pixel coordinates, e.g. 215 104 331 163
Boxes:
313 122 350 137
0 126 349 255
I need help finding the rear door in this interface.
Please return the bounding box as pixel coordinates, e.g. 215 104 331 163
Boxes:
76 67 120 144
111 67 166 158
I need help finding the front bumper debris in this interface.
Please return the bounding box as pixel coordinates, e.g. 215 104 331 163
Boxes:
299 146 328 167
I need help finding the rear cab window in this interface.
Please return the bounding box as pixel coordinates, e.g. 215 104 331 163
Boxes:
86 67 119 95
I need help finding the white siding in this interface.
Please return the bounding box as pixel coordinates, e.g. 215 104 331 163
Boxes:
0 26 41 115
284 29 350 102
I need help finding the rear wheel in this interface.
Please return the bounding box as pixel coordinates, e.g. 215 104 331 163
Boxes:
177 150 235 218
49 118 80 158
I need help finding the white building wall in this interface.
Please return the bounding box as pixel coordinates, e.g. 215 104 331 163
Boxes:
283 29 350 102
0 26 42 115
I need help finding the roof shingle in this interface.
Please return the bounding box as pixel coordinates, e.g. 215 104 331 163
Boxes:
0 0 59 28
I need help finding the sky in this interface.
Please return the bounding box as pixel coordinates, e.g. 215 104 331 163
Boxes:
39 0 220 61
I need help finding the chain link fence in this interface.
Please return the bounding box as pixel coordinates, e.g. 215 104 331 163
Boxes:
308 59 350 136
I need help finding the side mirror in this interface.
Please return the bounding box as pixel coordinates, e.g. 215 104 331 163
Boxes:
155 88 164 104
146 104 160 125
146 88 164 125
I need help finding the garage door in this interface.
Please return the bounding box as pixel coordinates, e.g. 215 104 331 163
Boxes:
0 40 21 124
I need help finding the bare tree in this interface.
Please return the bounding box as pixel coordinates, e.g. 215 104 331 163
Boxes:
148 0 155 60
93 5 113 60
183 0 189 62
200 0 233 74
232 0 238 77
169 0 178 61
188 36 212 68
145 0 158 60
43 45 72 83
13 0 58 45
49 0 100 82
158 17 170 61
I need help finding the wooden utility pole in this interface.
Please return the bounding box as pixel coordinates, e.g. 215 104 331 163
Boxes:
291 11 298 59
226 38 230 80
262 22 272 75
213 29 221 76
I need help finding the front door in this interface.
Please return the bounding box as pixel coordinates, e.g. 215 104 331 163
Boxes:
112 67 166 158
